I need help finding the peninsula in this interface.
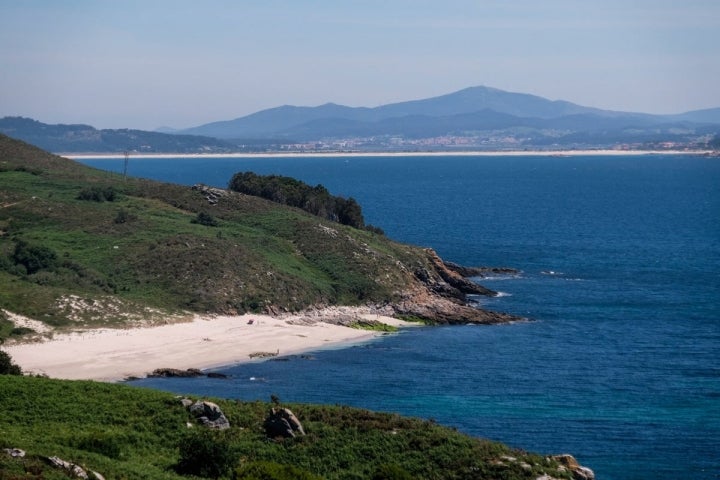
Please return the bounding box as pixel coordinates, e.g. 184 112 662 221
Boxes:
0 134 516 379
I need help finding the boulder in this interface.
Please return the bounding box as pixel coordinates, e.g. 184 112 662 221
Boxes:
3 448 25 458
551 455 595 480
46 456 103 480
188 400 230 430
264 407 305 438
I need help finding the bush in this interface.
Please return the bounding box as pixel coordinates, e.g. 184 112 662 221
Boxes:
113 208 136 224
372 464 415 480
234 461 323 480
11 239 57 274
176 430 236 479
192 211 219 227
74 430 124 459
0 350 22 375
77 186 117 202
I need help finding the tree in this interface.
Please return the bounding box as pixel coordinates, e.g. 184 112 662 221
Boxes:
0 350 22 375
228 172 369 229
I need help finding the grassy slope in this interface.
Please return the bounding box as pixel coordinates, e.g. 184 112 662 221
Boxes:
0 375 571 480
0 134 433 332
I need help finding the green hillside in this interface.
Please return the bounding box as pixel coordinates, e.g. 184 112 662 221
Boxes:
0 134 514 339
0 375 574 479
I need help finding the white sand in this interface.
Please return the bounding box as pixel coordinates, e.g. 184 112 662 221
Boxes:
63 149 712 160
4 311 409 382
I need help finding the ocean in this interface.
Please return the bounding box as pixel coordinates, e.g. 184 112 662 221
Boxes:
78 154 720 480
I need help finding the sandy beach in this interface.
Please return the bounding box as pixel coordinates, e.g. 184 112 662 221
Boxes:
63 149 713 160
4 310 410 382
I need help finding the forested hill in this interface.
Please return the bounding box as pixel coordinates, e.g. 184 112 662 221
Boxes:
0 134 516 340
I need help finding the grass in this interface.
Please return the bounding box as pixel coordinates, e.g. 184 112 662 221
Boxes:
0 375 572 480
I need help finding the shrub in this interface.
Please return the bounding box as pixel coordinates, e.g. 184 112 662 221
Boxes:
234 461 323 480
192 211 219 227
0 350 22 375
113 208 136 224
12 240 57 274
77 186 117 202
74 430 123 459
365 224 385 235
10 327 34 336
372 464 415 480
176 430 236 479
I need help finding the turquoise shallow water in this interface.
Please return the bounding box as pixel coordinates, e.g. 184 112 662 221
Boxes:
81 154 720 479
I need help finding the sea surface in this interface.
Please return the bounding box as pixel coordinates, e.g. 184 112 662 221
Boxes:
79 154 720 480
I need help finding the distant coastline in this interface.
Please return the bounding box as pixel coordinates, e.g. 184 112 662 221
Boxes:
65 149 715 160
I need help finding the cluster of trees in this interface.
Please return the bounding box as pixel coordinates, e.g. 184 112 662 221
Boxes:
228 172 373 231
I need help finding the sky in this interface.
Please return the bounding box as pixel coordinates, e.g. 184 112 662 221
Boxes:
1 0 719 130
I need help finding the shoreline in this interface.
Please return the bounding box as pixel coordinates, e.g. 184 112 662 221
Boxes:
63 149 715 160
4 310 411 383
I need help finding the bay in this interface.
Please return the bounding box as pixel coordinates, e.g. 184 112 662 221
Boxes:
79 154 720 480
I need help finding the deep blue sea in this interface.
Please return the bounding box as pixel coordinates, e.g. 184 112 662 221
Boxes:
79 154 720 480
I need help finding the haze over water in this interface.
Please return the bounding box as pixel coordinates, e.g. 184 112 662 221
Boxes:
81 154 720 480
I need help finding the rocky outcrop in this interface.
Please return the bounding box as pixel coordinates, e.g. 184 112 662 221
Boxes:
264 407 306 439
443 261 519 278
390 248 524 325
551 454 595 480
3 448 25 458
191 183 226 205
419 249 498 298
148 368 204 378
392 286 520 324
46 456 105 480
188 400 230 430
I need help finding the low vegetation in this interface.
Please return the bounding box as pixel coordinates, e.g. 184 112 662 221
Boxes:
0 375 572 479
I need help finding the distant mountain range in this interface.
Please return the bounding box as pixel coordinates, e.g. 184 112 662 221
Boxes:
2 86 719 153
176 86 720 144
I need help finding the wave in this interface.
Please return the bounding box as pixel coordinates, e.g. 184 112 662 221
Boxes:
472 274 523 281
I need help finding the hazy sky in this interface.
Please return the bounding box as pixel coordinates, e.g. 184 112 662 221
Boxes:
1 0 719 130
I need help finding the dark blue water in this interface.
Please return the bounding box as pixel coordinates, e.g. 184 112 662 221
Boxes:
80 154 720 480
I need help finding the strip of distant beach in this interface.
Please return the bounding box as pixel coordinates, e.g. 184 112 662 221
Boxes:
4 310 411 382
64 149 714 160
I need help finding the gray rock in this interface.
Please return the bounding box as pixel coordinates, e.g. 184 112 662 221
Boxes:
551 454 595 480
3 448 25 458
188 400 230 429
264 407 305 438
46 456 89 479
